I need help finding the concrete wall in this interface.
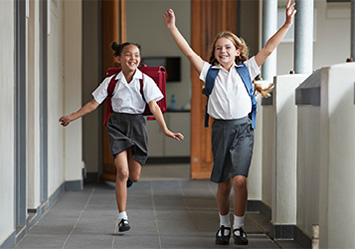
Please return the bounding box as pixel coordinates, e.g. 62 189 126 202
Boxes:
297 106 320 238
48 0 65 195
47 0 84 193
261 105 275 208
63 0 84 183
0 0 15 245
319 63 355 248
27 0 41 210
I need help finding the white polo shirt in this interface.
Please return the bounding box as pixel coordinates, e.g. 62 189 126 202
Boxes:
92 68 163 114
199 57 261 120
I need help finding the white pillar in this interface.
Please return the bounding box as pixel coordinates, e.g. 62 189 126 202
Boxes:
261 0 277 82
351 0 355 59
319 63 355 248
294 0 314 74
271 74 308 238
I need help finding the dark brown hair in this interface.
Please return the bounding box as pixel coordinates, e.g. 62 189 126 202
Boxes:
111 42 142 57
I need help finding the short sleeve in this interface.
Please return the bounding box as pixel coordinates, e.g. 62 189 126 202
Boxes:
243 56 261 80
199 61 212 83
91 75 114 104
142 75 164 104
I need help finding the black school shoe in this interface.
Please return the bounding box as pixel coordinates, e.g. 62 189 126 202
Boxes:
118 218 130 232
233 227 248 245
215 225 231 245
126 178 133 188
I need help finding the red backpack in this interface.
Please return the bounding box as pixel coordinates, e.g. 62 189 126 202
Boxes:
103 64 167 125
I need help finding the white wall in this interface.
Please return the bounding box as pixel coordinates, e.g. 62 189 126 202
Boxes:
27 0 41 209
272 74 309 225
0 0 15 245
48 0 65 195
126 0 191 111
261 105 275 207
319 63 355 248
63 0 84 182
297 106 320 238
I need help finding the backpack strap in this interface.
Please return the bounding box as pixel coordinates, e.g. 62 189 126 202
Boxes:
204 66 219 127
235 64 257 129
103 75 119 126
139 74 145 102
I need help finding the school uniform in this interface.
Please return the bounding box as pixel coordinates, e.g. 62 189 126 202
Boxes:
199 57 261 183
92 68 163 165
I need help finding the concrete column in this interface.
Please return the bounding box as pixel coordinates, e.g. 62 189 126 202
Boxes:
261 0 277 82
270 74 308 239
351 0 355 59
294 0 314 74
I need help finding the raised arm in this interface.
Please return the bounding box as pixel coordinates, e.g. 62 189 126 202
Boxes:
148 100 184 141
255 0 296 67
163 9 204 75
59 99 100 127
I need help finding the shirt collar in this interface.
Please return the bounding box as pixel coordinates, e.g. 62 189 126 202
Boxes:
211 62 242 70
114 68 142 82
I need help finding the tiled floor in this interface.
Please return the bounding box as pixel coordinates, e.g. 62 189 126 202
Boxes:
15 165 302 249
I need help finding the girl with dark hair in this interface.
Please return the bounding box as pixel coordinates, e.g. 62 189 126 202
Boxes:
59 42 184 232
164 0 295 245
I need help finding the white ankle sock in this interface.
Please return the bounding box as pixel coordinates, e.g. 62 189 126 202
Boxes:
219 212 231 227
118 211 128 222
233 214 245 230
218 213 231 236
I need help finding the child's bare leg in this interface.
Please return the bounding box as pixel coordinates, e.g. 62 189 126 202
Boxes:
216 179 232 215
232 175 247 216
114 150 129 212
127 148 141 182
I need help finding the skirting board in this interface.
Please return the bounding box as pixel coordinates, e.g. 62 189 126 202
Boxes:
1 180 82 249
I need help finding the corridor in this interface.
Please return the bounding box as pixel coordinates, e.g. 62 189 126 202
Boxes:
14 178 302 249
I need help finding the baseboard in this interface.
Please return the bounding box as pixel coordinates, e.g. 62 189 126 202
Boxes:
246 200 271 220
65 180 83 191
269 223 295 239
0 231 15 249
146 157 190 164
246 200 311 248
1 180 81 249
84 172 100 183
294 225 312 249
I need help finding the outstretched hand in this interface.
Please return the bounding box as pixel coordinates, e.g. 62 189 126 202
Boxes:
164 129 184 141
163 9 176 30
285 0 296 26
59 116 71 127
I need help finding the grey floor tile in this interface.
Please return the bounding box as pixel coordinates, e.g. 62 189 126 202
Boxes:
15 180 290 249
160 235 210 249
112 234 161 249
276 239 304 249
155 210 201 236
15 234 68 248
64 234 114 249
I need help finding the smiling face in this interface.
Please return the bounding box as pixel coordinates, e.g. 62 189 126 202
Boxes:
117 44 141 73
213 37 240 70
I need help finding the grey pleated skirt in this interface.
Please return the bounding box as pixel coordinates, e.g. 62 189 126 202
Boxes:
211 116 254 183
106 112 148 165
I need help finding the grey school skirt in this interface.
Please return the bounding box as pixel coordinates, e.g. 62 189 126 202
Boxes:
211 116 254 183
106 112 148 165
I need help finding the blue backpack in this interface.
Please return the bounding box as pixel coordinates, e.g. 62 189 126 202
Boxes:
204 63 257 129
